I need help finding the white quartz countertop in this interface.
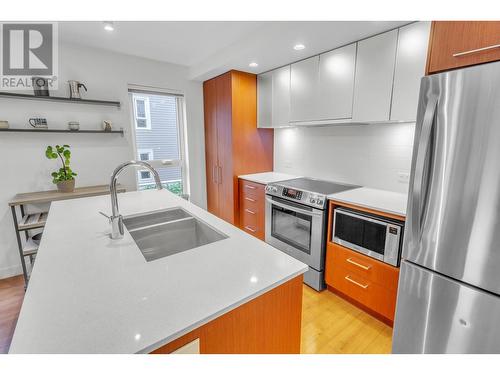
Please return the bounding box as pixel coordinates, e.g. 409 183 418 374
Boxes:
9 190 307 354
328 187 408 217
238 172 298 185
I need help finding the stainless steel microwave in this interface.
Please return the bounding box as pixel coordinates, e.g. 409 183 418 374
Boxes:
332 207 404 266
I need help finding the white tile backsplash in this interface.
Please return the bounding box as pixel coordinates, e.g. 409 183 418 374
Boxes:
273 122 415 193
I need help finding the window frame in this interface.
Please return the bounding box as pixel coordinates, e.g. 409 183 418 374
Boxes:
133 96 152 130
128 88 189 198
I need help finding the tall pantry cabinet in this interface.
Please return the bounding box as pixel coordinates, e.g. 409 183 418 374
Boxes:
203 70 274 225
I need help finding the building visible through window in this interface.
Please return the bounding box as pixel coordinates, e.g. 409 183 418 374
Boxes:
133 97 151 129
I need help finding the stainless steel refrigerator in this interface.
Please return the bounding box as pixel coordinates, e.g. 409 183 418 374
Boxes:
392 61 500 354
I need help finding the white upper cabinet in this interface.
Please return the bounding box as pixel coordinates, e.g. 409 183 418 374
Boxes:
257 71 272 128
272 65 291 127
257 22 430 127
318 43 357 120
290 56 320 123
390 22 431 122
352 29 398 122
257 66 290 128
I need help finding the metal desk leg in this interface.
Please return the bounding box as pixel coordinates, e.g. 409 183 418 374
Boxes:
20 205 29 242
19 204 33 267
11 205 28 289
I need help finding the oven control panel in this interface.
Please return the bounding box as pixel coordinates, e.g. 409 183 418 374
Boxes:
282 187 303 200
265 184 327 209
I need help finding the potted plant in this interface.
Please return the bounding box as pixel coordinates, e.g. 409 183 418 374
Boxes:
45 144 77 193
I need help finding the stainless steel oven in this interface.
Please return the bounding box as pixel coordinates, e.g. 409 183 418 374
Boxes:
264 177 359 291
265 196 326 289
332 207 404 266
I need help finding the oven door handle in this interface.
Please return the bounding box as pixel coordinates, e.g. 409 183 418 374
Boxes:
265 196 324 217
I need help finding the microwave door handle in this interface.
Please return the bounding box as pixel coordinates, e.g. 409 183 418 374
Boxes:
411 94 438 242
265 196 323 217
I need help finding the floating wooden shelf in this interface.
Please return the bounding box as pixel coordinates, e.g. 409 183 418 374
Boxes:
0 91 120 107
0 128 124 135
18 212 49 231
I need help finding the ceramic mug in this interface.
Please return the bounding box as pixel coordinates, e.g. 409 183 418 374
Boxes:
32 77 50 97
68 121 80 131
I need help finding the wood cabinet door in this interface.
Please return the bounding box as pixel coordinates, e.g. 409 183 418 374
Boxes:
215 72 235 224
352 29 398 122
290 55 320 122
203 78 219 216
391 22 431 122
257 71 272 128
318 43 356 120
427 21 500 74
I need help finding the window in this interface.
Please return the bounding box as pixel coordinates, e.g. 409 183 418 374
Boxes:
133 96 151 129
137 149 154 182
140 171 151 180
129 89 188 197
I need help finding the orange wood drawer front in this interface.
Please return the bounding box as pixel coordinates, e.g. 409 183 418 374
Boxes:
329 263 397 321
240 210 264 240
329 243 399 292
239 179 266 240
325 243 399 322
240 194 263 214
240 180 265 200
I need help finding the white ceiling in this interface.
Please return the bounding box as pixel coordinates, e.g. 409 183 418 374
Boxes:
59 21 411 81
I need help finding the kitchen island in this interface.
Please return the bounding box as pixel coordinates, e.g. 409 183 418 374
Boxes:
8 190 308 354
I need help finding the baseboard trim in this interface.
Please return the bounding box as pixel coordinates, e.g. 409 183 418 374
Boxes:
0 265 22 280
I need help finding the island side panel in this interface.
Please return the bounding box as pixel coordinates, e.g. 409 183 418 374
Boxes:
151 275 303 354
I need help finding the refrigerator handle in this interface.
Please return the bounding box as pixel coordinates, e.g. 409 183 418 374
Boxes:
411 95 438 241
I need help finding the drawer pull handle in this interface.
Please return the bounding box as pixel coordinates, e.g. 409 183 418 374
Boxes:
345 275 369 289
245 209 256 215
244 226 256 233
245 197 256 202
452 44 500 57
212 166 218 184
245 185 256 190
346 258 371 270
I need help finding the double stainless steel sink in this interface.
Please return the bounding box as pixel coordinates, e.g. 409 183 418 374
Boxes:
123 207 228 262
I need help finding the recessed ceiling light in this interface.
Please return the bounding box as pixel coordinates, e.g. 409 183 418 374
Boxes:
249 62 259 68
103 21 115 32
294 44 305 51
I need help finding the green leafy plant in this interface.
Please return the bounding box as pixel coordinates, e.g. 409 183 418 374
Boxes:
45 145 77 184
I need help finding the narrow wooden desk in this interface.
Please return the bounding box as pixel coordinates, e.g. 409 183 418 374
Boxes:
8 184 126 288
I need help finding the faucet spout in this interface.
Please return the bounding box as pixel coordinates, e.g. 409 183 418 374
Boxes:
108 161 162 239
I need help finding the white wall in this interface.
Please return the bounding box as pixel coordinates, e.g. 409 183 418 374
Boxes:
0 43 206 278
274 123 415 193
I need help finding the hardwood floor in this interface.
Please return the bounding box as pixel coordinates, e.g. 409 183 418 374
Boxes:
301 285 393 354
0 277 392 354
0 275 24 354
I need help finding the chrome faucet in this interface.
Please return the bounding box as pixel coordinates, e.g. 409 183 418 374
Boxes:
101 161 162 239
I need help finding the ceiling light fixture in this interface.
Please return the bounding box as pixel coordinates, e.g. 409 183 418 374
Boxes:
293 44 305 51
249 62 259 68
103 21 115 32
